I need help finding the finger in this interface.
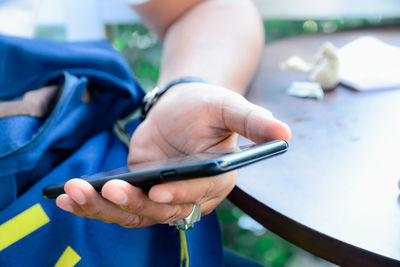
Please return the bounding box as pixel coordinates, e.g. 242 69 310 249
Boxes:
148 172 236 205
56 194 85 216
62 178 155 228
211 93 291 142
56 194 114 224
102 179 194 224
200 198 227 216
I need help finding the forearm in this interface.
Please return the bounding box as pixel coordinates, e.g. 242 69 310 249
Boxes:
157 0 264 94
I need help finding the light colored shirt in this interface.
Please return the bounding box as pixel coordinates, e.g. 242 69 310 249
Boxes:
0 0 149 39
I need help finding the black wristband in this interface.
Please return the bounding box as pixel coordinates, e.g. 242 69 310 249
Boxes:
140 77 208 121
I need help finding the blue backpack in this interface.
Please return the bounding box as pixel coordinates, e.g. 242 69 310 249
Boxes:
0 34 222 266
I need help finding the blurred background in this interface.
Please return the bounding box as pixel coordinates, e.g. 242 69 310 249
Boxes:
2 0 399 266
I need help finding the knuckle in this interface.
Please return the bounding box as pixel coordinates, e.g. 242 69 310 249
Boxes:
196 180 215 205
125 198 146 215
81 204 104 219
244 110 254 139
159 207 183 224
120 215 141 228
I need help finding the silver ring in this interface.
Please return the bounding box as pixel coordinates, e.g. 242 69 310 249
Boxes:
169 205 201 231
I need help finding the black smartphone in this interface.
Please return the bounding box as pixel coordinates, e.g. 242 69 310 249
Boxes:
42 140 288 199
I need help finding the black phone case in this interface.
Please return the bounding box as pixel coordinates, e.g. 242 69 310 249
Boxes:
42 140 288 199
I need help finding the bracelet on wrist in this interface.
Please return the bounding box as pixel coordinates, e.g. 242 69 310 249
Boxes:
140 77 208 121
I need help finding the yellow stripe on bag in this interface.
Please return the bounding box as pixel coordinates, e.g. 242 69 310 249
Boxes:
55 246 81 267
0 203 50 251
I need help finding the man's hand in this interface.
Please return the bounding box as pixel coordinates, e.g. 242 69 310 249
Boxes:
56 83 290 228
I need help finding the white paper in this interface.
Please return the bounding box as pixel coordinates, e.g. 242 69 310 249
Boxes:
339 36 400 91
286 81 324 100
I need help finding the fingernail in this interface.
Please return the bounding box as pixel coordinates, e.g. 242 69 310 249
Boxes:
152 191 173 203
69 189 86 205
110 190 128 206
56 194 74 213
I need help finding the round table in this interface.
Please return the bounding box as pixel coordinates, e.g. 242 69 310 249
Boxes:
228 26 400 266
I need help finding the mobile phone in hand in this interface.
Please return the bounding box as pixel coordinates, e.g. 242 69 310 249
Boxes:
42 140 288 199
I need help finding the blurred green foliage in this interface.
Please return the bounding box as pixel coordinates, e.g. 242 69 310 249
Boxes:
218 201 295 266
105 24 161 91
264 18 400 43
34 26 65 41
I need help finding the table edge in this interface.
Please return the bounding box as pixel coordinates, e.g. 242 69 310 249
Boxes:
228 186 400 266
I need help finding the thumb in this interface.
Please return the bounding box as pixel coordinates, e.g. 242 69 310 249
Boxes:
214 94 291 143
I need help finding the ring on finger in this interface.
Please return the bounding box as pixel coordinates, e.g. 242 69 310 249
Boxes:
169 204 201 231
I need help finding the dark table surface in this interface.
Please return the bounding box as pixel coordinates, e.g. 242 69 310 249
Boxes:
228 27 400 267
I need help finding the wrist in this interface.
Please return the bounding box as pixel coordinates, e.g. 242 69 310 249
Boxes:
141 77 208 121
